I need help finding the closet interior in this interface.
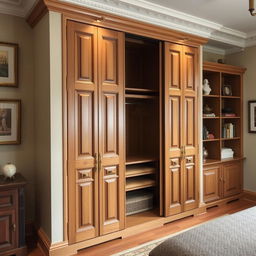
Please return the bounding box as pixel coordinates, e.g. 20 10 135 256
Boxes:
124 34 161 223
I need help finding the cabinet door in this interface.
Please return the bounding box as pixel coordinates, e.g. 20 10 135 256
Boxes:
223 161 242 198
203 165 221 203
164 42 184 216
0 209 17 253
67 21 99 243
98 28 125 235
183 46 199 211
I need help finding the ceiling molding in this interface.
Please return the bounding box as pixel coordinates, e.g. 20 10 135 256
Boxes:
1 0 256 50
59 0 256 49
203 45 226 56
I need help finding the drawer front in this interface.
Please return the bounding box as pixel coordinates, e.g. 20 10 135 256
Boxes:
0 190 18 210
0 209 17 252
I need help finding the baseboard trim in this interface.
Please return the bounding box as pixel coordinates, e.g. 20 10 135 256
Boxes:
243 190 256 202
37 228 69 256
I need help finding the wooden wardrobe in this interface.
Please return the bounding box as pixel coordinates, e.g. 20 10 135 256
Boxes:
66 17 201 250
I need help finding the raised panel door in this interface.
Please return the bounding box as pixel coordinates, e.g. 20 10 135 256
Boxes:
203 165 221 203
223 161 242 198
0 209 16 253
98 28 125 235
67 21 99 243
164 43 183 216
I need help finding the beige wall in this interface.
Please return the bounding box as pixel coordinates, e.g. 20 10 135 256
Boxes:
203 51 225 62
33 13 52 239
0 14 35 222
226 47 256 192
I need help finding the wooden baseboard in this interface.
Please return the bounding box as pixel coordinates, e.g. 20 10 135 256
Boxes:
243 190 256 202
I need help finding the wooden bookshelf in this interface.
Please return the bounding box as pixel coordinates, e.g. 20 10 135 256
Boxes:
203 62 246 164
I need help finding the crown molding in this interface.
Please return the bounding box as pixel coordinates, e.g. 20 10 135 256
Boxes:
203 45 226 56
59 0 255 49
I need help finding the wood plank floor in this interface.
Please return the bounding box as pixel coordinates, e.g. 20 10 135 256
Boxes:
29 199 256 256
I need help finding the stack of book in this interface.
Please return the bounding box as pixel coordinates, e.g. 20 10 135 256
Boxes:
221 148 234 159
223 123 235 138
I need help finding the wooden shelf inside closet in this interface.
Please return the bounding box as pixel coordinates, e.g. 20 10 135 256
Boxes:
125 33 160 218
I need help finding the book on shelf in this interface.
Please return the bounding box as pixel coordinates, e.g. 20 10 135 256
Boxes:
222 113 236 117
223 123 235 138
203 113 216 117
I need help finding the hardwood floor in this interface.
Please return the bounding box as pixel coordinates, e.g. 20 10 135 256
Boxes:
28 199 256 256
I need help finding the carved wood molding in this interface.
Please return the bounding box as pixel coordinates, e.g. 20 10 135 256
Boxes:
26 0 208 46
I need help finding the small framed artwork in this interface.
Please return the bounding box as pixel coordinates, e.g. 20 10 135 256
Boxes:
0 42 18 87
249 101 256 133
223 84 232 96
0 99 21 145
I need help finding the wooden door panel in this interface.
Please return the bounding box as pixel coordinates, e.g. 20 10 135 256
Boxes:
184 97 196 155
183 46 197 93
0 209 16 253
184 156 197 211
203 165 221 203
167 158 183 215
102 93 118 156
98 28 125 235
223 161 242 198
75 169 98 242
102 166 120 234
169 96 182 157
67 21 99 243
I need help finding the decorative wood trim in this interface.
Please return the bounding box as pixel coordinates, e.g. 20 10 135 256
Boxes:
27 0 207 46
26 0 48 28
243 190 256 202
37 228 69 256
205 193 242 209
203 61 246 75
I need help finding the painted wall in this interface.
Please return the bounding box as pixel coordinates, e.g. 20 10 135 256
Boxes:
33 11 63 243
203 51 225 62
0 13 35 222
33 12 52 239
226 47 256 192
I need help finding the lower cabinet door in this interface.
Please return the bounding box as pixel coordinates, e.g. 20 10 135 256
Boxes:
203 165 221 203
0 209 17 253
223 161 242 198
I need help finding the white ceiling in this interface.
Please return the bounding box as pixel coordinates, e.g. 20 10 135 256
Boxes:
1 0 256 53
146 0 256 33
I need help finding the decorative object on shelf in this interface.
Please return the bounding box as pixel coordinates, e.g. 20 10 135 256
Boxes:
207 133 215 140
222 84 232 96
249 0 256 16
0 99 21 145
0 42 18 87
2 163 16 179
223 123 235 138
248 100 256 133
203 147 208 163
221 147 234 159
217 59 225 64
202 79 212 95
203 126 209 140
222 107 236 117
203 104 215 117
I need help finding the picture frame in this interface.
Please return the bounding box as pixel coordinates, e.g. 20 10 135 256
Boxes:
222 84 232 96
0 99 21 145
248 101 256 133
0 42 18 87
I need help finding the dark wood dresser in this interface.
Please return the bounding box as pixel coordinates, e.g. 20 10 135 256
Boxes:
0 173 27 256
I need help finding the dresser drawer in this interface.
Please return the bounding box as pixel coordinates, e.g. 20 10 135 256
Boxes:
0 190 18 209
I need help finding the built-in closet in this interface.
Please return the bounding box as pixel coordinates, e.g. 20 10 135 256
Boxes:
65 15 203 253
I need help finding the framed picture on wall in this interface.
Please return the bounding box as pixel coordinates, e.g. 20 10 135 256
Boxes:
248 101 256 133
0 99 21 145
0 42 18 87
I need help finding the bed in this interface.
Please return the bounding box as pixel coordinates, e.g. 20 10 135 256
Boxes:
149 207 256 256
